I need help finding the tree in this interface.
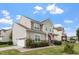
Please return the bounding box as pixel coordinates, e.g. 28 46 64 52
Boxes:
64 41 75 54
76 28 79 41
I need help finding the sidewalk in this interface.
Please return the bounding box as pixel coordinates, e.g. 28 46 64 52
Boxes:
0 46 20 51
0 46 54 52
17 46 54 52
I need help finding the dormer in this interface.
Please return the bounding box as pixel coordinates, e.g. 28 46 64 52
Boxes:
31 20 41 31
41 19 54 34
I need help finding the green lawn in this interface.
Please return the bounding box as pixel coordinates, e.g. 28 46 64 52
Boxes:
0 45 12 48
0 49 20 55
0 44 79 55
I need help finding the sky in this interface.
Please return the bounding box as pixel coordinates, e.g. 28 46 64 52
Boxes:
0 3 79 36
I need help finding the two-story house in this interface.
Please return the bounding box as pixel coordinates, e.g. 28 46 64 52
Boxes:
0 29 12 42
12 16 54 47
53 27 67 41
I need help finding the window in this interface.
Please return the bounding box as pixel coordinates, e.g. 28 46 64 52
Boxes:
45 27 48 31
50 29 51 32
49 28 53 33
35 34 40 42
34 23 40 31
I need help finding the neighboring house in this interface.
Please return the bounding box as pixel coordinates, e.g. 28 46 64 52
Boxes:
67 36 78 40
53 27 67 41
0 29 12 42
67 36 71 41
72 36 78 40
67 36 78 43
12 16 54 47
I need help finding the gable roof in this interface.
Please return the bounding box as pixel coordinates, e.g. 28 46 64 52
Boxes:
21 16 53 25
22 16 41 24
54 27 64 31
40 18 53 25
15 22 29 29
15 22 45 34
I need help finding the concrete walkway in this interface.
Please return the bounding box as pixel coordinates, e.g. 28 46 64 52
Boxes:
0 46 20 51
17 46 54 52
0 46 54 52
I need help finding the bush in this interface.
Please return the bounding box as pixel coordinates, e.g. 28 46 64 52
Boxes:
26 39 49 48
64 41 75 54
34 42 40 47
0 42 8 45
40 40 49 47
34 40 49 48
8 41 13 45
26 38 35 48
53 40 62 45
0 41 13 45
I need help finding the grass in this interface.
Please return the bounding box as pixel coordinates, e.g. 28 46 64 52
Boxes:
0 44 79 55
20 46 64 55
0 44 12 48
0 49 20 55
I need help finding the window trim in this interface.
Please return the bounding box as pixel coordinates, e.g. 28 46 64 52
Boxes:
34 34 40 42
34 23 40 31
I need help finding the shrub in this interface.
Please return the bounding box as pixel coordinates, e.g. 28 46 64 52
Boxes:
53 40 62 45
0 41 13 45
34 42 40 47
8 41 13 45
34 40 49 47
0 42 8 45
26 39 49 48
40 40 49 47
64 41 75 54
26 38 35 48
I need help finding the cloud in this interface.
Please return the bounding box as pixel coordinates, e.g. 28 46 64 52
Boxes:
33 4 64 15
54 24 63 27
66 31 76 37
46 4 64 14
1 10 11 20
64 20 73 23
2 10 10 16
0 10 13 25
16 15 21 20
0 18 13 25
5 16 11 20
46 4 56 11
34 6 43 11
64 27 71 31
33 6 43 14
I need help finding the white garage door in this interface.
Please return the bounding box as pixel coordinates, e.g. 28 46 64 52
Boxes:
16 38 26 48
0 37 2 40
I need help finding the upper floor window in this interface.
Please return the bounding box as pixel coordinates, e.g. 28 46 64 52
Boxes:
50 29 51 32
34 23 40 31
45 27 48 31
50 28 53 32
